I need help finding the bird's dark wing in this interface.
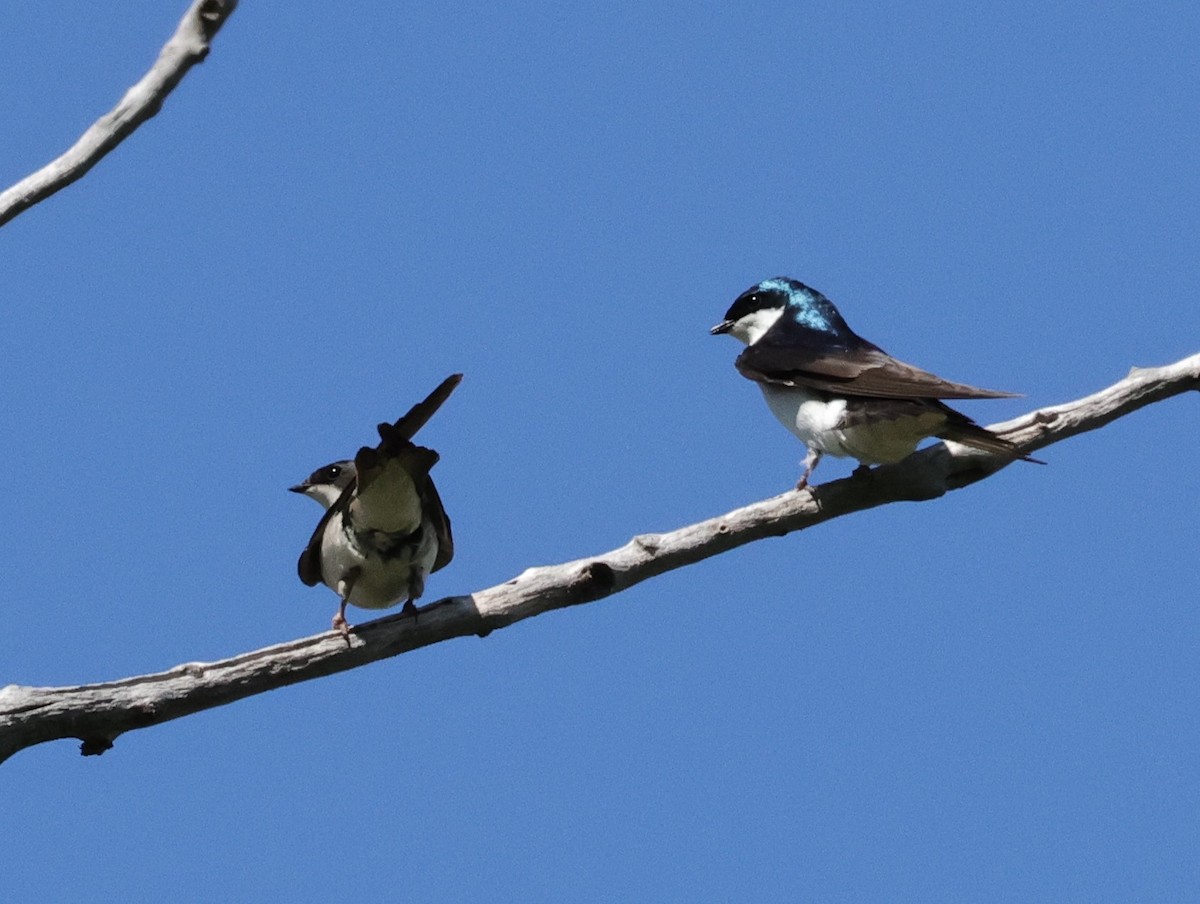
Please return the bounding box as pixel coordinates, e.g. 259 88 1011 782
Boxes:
423 478 454 572
297 484 352 586
377 373 463 446
735 323 1019 400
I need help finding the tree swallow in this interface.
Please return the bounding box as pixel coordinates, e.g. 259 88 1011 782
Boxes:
711 277 1040 489
291 374 462 636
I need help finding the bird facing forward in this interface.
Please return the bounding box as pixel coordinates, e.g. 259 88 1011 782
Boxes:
291 374 461 636
711 277 1039 489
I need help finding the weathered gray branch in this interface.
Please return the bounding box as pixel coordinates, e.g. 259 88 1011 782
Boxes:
1 352 1196 764
0 0 237 229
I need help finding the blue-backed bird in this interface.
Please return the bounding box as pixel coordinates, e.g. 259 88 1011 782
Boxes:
712 278 1039 489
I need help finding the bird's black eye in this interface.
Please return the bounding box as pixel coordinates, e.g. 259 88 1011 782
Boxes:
313 464 341 483
725 290 765 323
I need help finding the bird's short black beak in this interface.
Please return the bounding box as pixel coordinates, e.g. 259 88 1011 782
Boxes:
288 483 309 495
710 320 734 335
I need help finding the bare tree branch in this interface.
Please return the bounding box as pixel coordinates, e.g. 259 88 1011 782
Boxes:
0 0 237 229
1 352 1196 764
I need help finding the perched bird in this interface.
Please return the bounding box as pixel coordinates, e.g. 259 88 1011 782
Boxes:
711 277 1039 489
291 374 461 636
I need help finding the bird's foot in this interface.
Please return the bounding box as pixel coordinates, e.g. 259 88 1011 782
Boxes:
332 611 352 645
401 599 420 623
851 463 873 479
794 476 810 492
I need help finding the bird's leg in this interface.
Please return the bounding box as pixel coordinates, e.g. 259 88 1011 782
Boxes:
331 599 351 641
796 449 822 491
332 568 361 643
401 575 424 623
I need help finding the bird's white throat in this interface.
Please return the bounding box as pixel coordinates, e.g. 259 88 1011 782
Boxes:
302 482 347 509
729 307 785 345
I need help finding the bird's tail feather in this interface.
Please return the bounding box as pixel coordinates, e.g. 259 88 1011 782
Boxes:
379 373 463 447
937 423 1044 464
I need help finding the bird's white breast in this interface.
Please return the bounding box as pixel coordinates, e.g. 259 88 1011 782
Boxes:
760 384 847 452
759 384 944 464
320 512 439 610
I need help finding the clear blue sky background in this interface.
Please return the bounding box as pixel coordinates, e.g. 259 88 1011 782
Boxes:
2 3 1197 901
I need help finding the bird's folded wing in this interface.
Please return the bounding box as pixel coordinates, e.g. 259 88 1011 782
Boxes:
297 495 345 586
735 342 1020 400
423 479 454 572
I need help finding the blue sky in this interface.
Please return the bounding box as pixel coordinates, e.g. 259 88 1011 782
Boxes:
2 3 1197 901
